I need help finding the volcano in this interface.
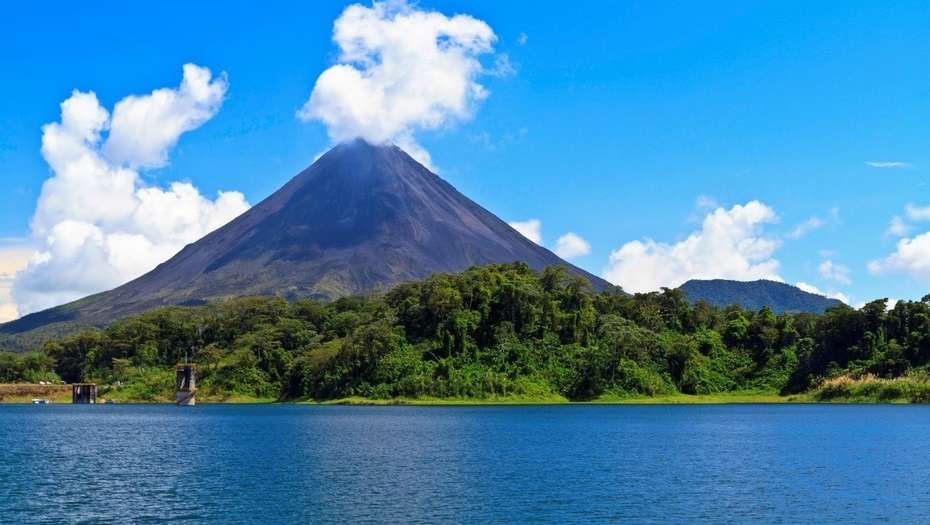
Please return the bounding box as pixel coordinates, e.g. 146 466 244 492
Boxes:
2 140 609 344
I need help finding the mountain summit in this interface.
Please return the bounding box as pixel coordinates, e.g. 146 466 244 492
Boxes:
3 140 608 342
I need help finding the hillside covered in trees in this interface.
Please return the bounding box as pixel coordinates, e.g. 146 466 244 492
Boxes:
678 279 844 314
2 263 929 403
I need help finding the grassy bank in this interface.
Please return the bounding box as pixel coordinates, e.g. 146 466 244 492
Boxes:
11 379 930 405
811 374 930 403
319 393 570 405
1 387 799 405
593 391 808 404
321 391 806 405
97 383 275 404
0 384 72 403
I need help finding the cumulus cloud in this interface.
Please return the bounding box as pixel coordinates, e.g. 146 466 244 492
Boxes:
12 64 249 317
868 232 930 282
602 201 781 293
298 0 500 170
818 259 852 285
866 161 910 169
103 64 227 168
883 204 930 238
882 203 930 240
554 233 591 259
509 219 542 245
0 247 33 322
553 232 591 259
795 282 849 304
508 219 592 260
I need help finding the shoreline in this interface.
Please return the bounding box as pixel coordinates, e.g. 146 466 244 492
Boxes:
318 392 812 405
2 400 922 405
4 388 925 405
4 383 926 405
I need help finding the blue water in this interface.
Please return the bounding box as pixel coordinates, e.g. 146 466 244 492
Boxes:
1 404 929 524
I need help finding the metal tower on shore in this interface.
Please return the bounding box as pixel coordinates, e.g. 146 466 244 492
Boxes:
175 365 196 406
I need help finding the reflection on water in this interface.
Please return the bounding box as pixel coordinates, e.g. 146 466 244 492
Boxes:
1 404 929 524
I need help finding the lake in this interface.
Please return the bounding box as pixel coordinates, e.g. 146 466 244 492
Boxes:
1 404 928 523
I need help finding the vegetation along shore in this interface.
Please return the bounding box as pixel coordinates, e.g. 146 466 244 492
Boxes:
2 263 929 404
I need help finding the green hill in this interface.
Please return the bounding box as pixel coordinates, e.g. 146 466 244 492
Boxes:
679 279 844 314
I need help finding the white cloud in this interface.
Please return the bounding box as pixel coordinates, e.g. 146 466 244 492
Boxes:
554 232 591 259
868 232 930 282
795 282 820 295
298 0 500 170
12 65 249 317
905 203 930 222
795 282 849 304
883 204 930 238
487 54 516 78
0 247 33 323
687 195 720 223
507 220 591 259
818 259 852 285
789 217 824 239
788 207 839 239
603 201 781 293
509 219 542 245
866 161 910 169
103 64 227 169
887 215 911 237
695 195 718 210
517 32 528 46
853 298 899 310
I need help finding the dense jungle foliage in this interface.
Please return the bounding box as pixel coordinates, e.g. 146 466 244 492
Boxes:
2 263 929 402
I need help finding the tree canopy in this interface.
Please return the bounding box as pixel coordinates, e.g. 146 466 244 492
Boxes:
4 263 928 402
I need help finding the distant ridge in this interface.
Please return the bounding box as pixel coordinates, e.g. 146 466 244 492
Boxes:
1 140 608 348
678 279 844 314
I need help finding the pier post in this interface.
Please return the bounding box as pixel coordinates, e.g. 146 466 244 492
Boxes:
72 383 97 404
175 365 196 406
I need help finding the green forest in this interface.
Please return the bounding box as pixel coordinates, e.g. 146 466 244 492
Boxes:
3 263 930 403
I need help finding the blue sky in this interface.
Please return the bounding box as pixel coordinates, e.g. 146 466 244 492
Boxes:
2 0 930 319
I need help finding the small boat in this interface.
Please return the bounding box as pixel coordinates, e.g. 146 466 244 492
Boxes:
31 398 49 404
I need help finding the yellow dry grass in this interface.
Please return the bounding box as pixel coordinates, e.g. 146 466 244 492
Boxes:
0 383 72 403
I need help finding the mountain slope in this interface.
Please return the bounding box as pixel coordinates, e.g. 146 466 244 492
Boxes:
678 279 844 314
1 140 608 346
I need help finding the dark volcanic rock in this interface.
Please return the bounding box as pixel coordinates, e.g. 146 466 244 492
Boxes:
2 140 608 342
678 278 844 314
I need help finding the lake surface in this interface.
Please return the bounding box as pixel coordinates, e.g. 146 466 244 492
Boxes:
1 404 929 524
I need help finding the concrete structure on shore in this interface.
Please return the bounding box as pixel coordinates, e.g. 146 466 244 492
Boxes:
175 365 196 406
72 383 97 404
